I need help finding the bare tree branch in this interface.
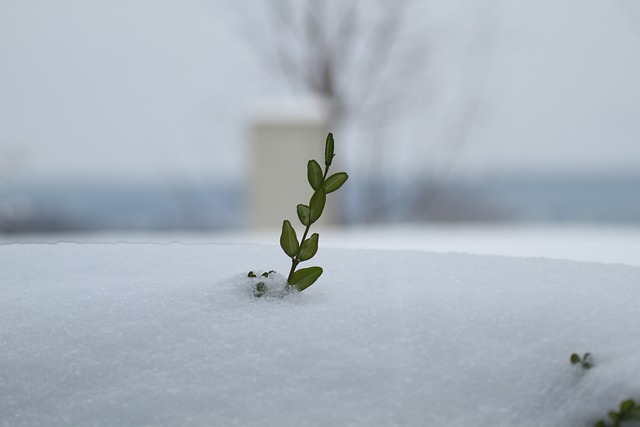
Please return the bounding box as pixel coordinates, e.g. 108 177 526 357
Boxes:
235 0 497 222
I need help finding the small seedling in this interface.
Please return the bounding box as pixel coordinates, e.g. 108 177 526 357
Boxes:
595 399 640 427
248 270 274 297
248 133 348 297
280 133 348 291
247 270 281 298
566 353 639 426
571 352 593 370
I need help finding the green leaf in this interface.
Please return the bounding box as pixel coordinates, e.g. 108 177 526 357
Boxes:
325 133 335 166
297 204 310 226
298 233 319 261
254 282 267 297
323 172 348 193
309 188 326 224
289 266 323 291
280 220 299 258
248 271 256 278
307 160 324 190
570 354 580 365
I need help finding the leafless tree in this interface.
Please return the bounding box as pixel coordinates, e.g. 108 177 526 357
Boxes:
236 0 498 222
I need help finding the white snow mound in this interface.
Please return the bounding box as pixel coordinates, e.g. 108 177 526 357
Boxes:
1 243 639 427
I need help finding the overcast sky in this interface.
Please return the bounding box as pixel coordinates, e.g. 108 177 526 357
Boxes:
1 0 639 184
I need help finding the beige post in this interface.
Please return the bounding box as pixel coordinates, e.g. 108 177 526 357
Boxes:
249 98 333 229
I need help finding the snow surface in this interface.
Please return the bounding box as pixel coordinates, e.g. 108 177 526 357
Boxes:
169 224 640 267
2 242 640 426
6 224 639 266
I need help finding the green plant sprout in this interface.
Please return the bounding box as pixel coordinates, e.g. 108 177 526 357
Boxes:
566 353 639 427
248 270 275 298
571 352 594 370
248 133 348 297
595 399 640 427
281 132 348 291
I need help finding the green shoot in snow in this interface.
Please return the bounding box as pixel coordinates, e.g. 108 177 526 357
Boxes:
279 132 348 291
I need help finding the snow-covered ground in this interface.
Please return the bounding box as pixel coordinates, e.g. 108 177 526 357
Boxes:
2 226 640 426
211 224 640 267
4 224 639 266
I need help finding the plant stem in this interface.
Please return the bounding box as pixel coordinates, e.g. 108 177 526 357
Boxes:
286 163 331 283
287 223 310 282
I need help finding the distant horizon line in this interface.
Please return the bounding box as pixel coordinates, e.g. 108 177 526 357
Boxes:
5 169 640 187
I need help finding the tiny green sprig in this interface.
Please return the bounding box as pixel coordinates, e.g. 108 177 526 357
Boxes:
248 270 275 297
280 133 348 291
566 353 639 427
570 352 593 370
595 399 640 427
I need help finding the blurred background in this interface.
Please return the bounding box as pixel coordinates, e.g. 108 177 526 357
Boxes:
1 0 639 261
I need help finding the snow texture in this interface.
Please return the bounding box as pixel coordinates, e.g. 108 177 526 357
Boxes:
2 243 640 426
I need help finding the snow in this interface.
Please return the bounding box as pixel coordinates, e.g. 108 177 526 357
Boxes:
174 224 640 267
2 241 640 426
